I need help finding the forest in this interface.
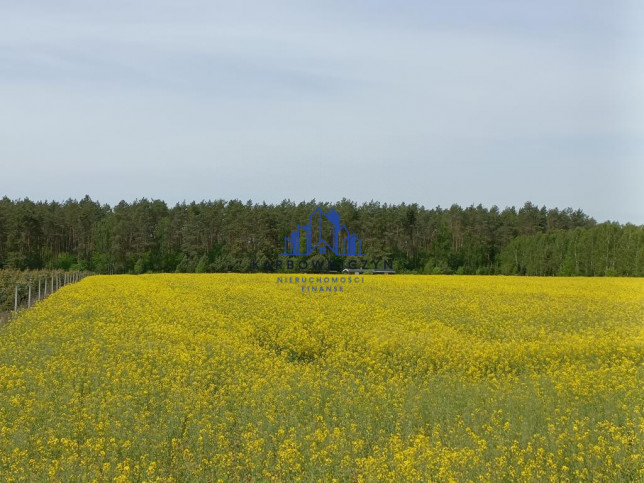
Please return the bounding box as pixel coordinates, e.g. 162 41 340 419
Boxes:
0 196 642 276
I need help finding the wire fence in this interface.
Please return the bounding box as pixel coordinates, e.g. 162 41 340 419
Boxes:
0 269 91 326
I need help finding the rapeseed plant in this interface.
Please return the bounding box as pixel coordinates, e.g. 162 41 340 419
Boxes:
0 274 642 481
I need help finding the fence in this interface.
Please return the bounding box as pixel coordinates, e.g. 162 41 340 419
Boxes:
0 270 91 325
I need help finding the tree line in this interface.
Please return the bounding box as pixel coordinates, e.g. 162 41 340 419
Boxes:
0 196 641 276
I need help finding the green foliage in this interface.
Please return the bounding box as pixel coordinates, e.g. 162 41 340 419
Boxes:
133 258 146 275
55 253 76 270
195 255 209 273
497 224 644 277
0 196 641 276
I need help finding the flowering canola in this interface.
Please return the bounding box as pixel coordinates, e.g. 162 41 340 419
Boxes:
0 274 643 481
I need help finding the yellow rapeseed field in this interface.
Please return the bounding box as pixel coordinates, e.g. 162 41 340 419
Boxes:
1 274 643 482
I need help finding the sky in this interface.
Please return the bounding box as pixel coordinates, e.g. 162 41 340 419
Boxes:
1 1 643 224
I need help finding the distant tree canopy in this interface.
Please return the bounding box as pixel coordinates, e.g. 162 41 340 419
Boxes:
0 196 642 276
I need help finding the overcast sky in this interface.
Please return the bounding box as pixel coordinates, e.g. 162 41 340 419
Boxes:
1 1 642 223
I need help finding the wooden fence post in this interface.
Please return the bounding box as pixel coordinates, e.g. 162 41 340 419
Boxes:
28 283 32 308
14 285 18 311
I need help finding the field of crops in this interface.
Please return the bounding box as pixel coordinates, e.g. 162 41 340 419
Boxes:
1 274 643 481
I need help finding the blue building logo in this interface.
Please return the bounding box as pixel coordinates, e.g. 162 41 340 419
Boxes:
282 206 364 256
